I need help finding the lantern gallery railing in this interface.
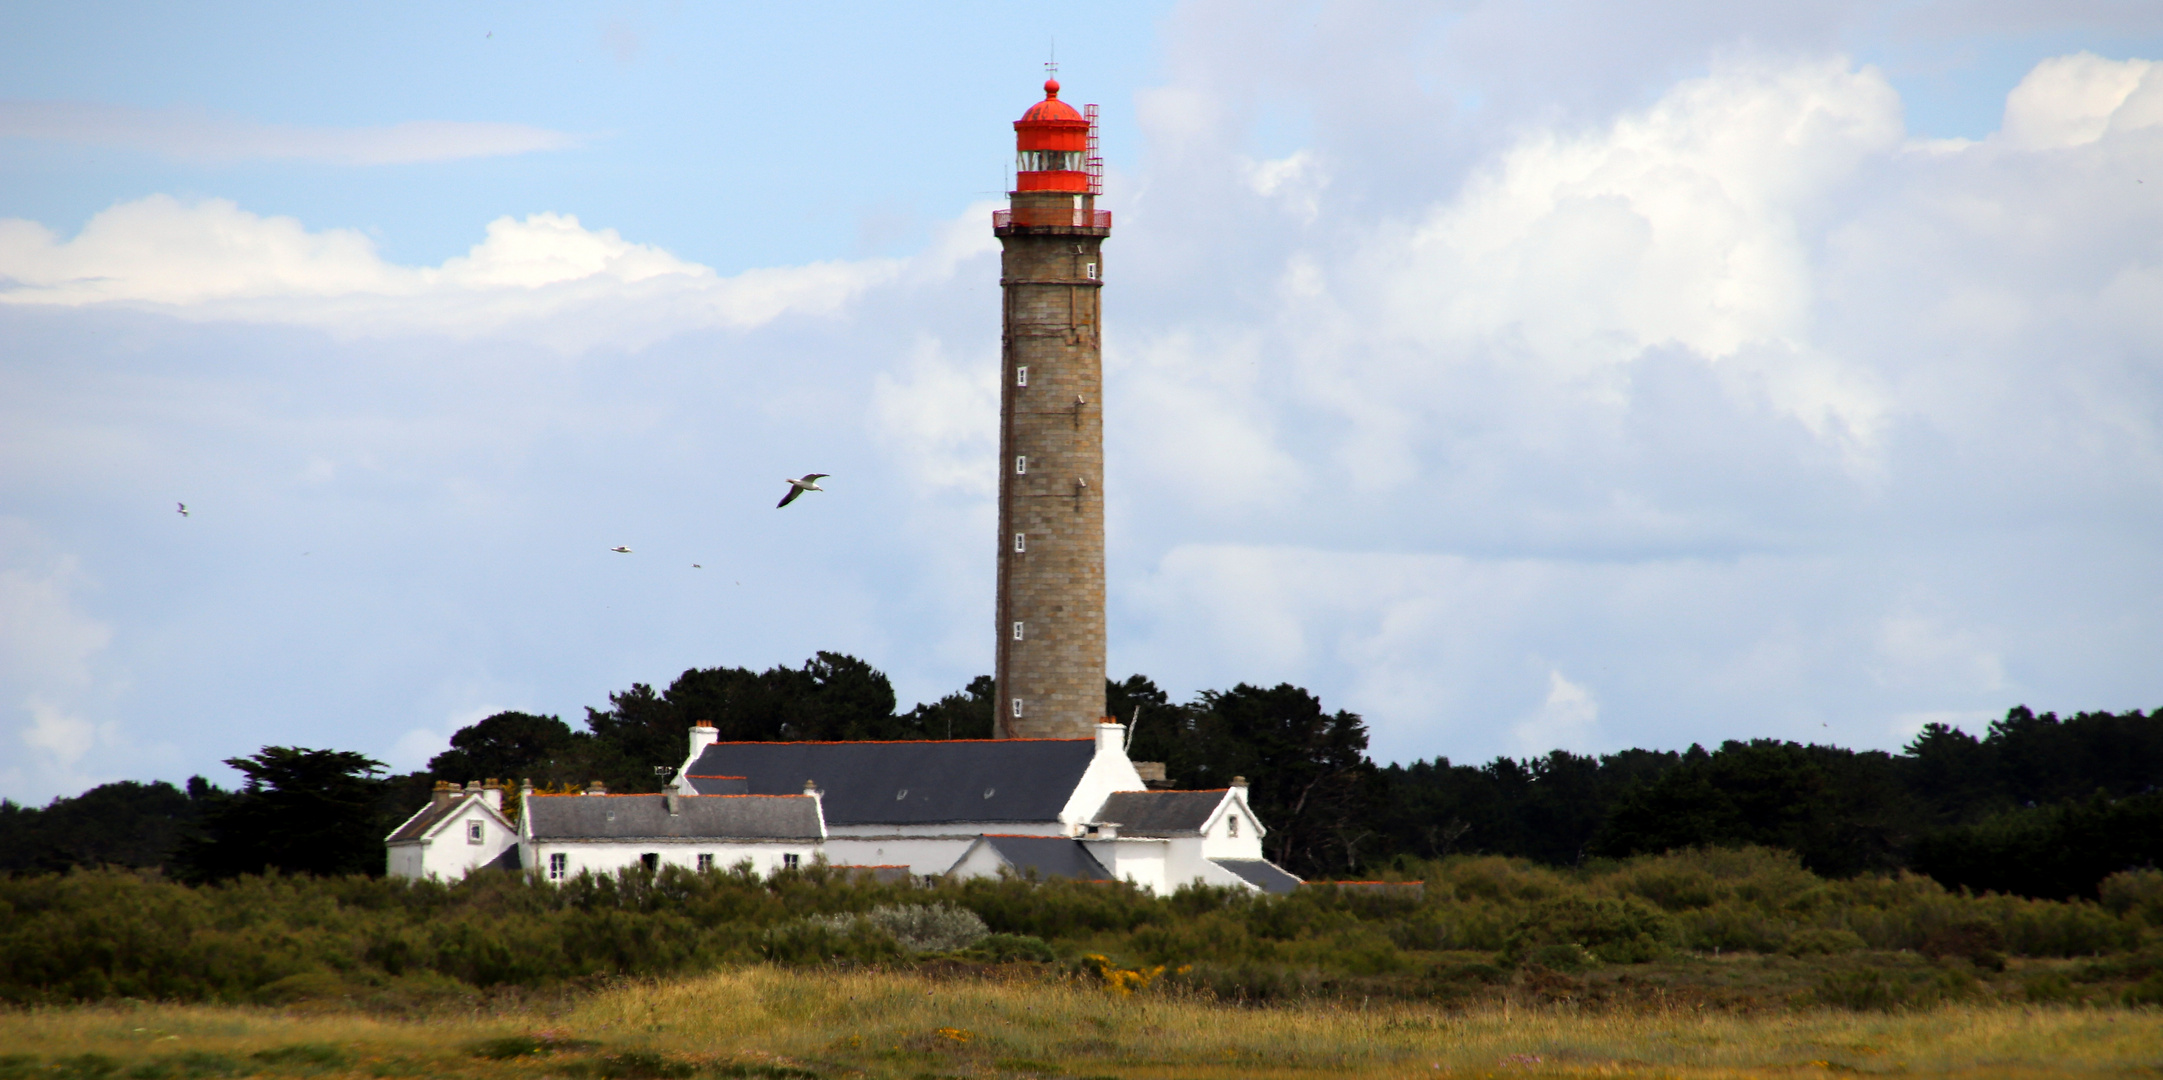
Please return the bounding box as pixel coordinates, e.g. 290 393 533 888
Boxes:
993 208 1113 229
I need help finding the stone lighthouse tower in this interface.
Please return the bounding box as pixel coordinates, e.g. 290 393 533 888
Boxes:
994 74 1110 739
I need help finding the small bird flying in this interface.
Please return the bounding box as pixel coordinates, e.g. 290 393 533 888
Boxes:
176 502 188 516
692 563 702 568
609 546 632 554
777 473 829 508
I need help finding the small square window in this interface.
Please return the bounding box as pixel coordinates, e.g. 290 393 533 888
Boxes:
1015 455 1027 475
783 853 801 869
1016 366 1028 387
1011 698 1025 718
696 853 714 871
549 853 567 881
467 820 484 844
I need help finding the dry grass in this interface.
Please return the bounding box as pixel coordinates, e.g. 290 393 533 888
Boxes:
2 967 2157 1079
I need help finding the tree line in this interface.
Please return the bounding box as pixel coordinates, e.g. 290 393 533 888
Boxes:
3 651 2159 899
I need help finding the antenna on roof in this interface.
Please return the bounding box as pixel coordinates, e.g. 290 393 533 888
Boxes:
1125 705 1141 750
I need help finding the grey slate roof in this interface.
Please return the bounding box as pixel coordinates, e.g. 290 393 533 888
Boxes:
979 835 1112 881
525 793 822 840
685 739 1097 825
481 844 522 871
1094 790 1229 836
1211 858 1302 895
684 775 750 795
386 795 485 843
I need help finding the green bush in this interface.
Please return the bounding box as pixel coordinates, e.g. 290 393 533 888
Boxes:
1781 928 1867 957
2099 869 2163 928
967 933 1056 963
1501 896 1674 966
3 847 2157 1007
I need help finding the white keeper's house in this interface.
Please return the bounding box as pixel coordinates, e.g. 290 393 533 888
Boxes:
386 720 1300 895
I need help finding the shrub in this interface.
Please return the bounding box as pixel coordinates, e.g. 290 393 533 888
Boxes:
967 933 1056 963
2099 868 2163 927
1501 896 1674 966
808 902 988 955
1782 928 1867 957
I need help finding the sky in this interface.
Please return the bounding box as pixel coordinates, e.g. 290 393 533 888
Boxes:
4 1 2163 805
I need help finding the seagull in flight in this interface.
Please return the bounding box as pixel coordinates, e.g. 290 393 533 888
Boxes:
692 563 702 568
777 473 828 508
176 502 188 517
609 546 632 554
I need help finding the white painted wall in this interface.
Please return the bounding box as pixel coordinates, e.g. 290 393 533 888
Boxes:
1198 791 1266 860
1085 837 1167 891
944 838 1010 881
821 835 978 877
385 795 517 881
526 839 817 882
386 842 425 879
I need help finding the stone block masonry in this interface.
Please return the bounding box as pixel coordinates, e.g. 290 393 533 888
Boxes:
995 188 1109 739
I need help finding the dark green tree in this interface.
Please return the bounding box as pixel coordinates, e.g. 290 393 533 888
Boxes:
1182 683 1379 877
1589 739 1912 876
0 780 215 874
900 675 996 740
175 747 388 881
1912 790 2163 899
581 652 904 790
427 710 590 786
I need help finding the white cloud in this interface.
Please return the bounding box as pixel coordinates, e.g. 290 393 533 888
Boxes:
1512 669 1601 757
0 196 939 349
20 698 110 765
0 522 121 801
0 101 580 164
1999 53 2162 150
872 337 1000 497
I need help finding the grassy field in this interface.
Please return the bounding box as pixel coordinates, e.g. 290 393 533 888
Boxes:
3 966 2159 1080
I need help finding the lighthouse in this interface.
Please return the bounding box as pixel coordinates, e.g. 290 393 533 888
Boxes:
994 74 1111 739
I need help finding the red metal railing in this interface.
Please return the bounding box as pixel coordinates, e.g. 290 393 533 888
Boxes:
994 208 1112 229
1084 104 1103 195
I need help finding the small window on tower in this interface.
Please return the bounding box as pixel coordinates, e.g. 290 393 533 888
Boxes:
1086 263 1098 280
1015 455 1027 475
1012 698 1025 718
1016 366 1028 387
1013 621 1025 640
1014 533 1026 553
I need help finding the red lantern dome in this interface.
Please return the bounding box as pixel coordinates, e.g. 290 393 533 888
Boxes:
1014 78 1092 193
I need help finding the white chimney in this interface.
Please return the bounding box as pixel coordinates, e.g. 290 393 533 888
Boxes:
481 783 503 812
688 723 719 759
1094 720 1126 759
